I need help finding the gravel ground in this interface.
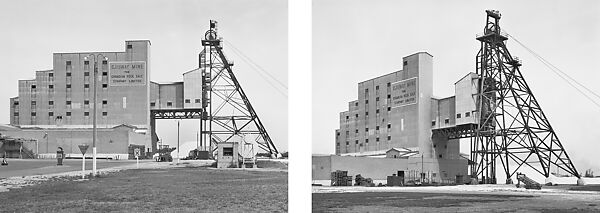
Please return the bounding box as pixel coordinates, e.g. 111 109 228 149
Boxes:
313 184 600 212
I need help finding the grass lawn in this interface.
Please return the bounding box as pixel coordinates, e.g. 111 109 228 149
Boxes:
0 167 287 212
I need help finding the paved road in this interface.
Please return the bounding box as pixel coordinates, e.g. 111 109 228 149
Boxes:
0 159 141 178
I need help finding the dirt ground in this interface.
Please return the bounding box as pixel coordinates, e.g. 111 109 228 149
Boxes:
0 162 287 212
313 185 600 212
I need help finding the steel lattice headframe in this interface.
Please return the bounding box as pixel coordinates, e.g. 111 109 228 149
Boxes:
471 10 579 184
199 20 279 156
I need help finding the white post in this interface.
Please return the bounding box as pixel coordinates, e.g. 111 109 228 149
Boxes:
93 147 97 176
82 154 85 179
136 156 139 169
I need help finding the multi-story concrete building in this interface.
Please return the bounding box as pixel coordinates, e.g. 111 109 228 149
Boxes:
313 52 475 184
2 40 204 159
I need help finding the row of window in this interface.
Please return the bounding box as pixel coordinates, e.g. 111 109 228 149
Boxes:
150 102 173 107
28 100 109 106
18 111 109 117
184 99 201 104
66 60 108 66
31 82 109 90
431 111 474 126
340 135 393 146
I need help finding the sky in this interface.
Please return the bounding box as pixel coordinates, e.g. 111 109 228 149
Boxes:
0 0 288 152
313 0 600 174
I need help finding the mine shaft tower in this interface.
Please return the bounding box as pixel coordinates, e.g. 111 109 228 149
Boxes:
200 20 279 156
471 10 579 183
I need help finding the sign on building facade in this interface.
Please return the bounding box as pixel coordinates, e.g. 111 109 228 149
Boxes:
391 77 418 108
108 61 147 86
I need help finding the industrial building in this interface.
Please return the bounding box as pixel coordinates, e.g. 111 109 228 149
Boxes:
2 40 206 159
313 52 471 184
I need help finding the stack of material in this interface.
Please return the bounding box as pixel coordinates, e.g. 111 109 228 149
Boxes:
354 174 375 187
330 170 352 186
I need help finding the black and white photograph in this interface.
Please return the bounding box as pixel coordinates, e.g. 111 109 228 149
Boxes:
312 0 600 212
0 0 288 212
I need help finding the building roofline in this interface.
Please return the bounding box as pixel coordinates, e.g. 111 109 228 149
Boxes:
156 81 184 85
183 68 201 75
405 51 434 58
454 72 478 85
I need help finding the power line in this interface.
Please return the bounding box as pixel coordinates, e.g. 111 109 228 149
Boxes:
504 30 600 109
224 40 288 91
223 42 287 98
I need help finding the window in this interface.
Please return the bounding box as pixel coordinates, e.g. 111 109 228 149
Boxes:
102 84 108 88
376 109 380 114
346 141 349 145
31 85 36 89
66 112 71 116
31 101 36 105
365 128 369 132
355 114 358 118
84 72 90 77
365 100 369 104
465 112 471 117
387 124 391 129
403 61 408 66
66 84 71 89
66 61 72 66
49 85 54 89
355 140 358 144
375 97 379 101
102 71 108 76
66 72 72 77
102 100 107 105
48 101 54 105
439 154 443 158
127 44 133 49
432 121 436 126
102 112 107 116
376 138 380 142
102 60 108 65
387 135 391 140
387 107 391 111
84 111 90 116
84 60 89 65
434 144 437 148
167 102 173 107
336 132 340 136
49 73 53 77
66 101 71 105
387 82 391 87
31 112 36 116
365 139 369 143
185 99 191 103
13 101 19 105
387 94 391 99
84 100 90 105
84 84 89 88
457 113 461 119
375 85 379 90
445 118 449 124
336 143 340 147
48 112 54 116
354 102 358 106
365 112 368 116
195 99 201 103
355 129 358 133
150 102 156 107
345 116 349 120
376 126 379 130
223 147 233 156
14 112 18 116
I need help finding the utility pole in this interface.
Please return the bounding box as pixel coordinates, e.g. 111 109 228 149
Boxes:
177 120 180 164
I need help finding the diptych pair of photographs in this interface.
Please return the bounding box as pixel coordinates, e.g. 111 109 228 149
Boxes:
0 0 599 212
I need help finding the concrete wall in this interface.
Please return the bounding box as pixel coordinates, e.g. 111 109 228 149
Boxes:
157 83 184 109
455 73 478 125
12 40 151 129
0 126 143 158
217 142 239 168
312 155 468 183
183 69 202 109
